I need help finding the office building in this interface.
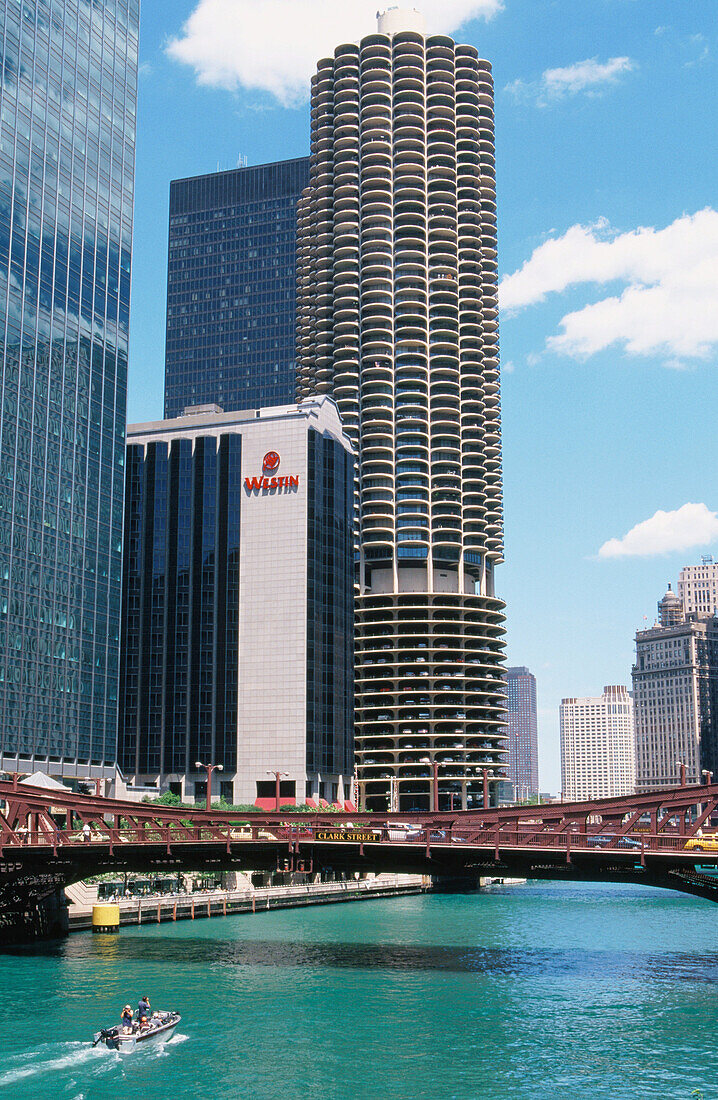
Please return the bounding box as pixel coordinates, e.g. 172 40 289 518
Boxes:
560 686 636 801
118 397 354 805
678 557 718 618
164 158 310 419
0 0 138 780
504 667 539 799
297 9 506 810
633 585 718 790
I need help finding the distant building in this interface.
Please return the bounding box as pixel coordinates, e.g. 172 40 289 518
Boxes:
633 586 718 790
560 686 636 801
118 397 354 806
164 157 310 419
504 667 539 798
678 557 718 618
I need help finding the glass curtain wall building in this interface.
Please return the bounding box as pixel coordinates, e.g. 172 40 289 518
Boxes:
0 0 138 779
297 9 507 810
164 157 310 419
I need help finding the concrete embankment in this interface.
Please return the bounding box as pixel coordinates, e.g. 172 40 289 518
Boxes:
67 874 432 932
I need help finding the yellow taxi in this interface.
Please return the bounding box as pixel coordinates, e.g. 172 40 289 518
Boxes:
684 833 718 852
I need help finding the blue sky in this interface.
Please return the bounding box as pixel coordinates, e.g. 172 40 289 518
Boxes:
130 1 718 791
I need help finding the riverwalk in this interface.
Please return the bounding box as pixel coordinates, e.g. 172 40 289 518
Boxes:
66 873 432 931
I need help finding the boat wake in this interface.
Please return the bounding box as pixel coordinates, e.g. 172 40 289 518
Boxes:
0 1041 111 1087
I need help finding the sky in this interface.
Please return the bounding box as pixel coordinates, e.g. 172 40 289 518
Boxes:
130 1 718 792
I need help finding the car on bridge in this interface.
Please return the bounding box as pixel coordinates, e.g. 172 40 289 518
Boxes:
684 833 718 852
584 834 642 849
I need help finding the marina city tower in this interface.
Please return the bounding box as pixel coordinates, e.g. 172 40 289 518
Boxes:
297 8 506 809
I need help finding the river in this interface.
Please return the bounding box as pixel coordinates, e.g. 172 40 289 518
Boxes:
0 881 716 1099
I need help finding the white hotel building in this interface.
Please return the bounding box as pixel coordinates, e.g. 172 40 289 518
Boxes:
560 686 636 802
118 397 355 807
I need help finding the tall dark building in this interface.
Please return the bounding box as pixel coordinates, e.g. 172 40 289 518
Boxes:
164 157 310 418
0 0 138 780
297 9 506 810
504 667 539 799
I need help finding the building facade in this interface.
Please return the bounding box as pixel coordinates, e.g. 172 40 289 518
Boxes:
560 686 635 802
678 557 718 618
633 586 718 790
164 158 310 419
0 0 138 780
504 667 539 799
118 397 354 805
297 9 506 810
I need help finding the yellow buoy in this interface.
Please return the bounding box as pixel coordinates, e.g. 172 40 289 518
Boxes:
92 903 120 933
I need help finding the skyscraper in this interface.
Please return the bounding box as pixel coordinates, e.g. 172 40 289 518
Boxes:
504 667 539 799
0 0 138 780
633 585 718 790
560 686 636 801
118 398 355 805
164 158 310 419
297 9 506 810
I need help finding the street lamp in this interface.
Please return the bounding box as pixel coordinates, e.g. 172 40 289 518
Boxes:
267 770 289 812
195 761 223 811
702 769 713 786
675 759 687 787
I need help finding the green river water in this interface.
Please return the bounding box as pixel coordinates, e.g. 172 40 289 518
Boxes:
0 881 716 1099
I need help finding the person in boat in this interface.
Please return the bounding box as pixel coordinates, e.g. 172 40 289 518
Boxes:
121 1005 133 1032
137 996 151 1026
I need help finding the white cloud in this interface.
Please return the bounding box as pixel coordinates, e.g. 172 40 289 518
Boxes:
500 208 718 363
166 0 502 107
506 56 634 106
598 503 718 559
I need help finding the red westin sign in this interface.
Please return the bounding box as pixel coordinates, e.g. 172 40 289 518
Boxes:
245 453 299 493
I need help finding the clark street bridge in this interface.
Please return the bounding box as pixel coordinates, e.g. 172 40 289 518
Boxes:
2 777 718 944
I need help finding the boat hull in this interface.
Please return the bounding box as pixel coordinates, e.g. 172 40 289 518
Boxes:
95 1013 181 1052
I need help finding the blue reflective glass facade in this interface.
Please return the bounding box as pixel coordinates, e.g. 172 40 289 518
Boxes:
0 0 138 771
118 434 241 777
164 157 310 419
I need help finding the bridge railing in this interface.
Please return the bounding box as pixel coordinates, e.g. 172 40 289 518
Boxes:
3 820 713 860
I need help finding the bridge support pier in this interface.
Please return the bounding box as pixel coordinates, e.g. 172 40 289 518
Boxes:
0 886 68 946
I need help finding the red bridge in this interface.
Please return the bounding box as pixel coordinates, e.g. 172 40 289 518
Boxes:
3 777 718 943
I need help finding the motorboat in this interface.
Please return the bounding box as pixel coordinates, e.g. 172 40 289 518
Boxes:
93 1010 181 1052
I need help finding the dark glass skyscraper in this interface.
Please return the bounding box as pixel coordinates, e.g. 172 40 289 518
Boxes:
0 0 138 778
504 667 539 798
164 157 310 419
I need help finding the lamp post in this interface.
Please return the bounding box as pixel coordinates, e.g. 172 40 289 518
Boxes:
267 770 288 812
195 761 223 811
702 769 714 786
675 759 687 787
482 767 490 811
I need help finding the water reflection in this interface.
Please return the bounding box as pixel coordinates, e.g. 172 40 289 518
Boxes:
13 933 718 985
